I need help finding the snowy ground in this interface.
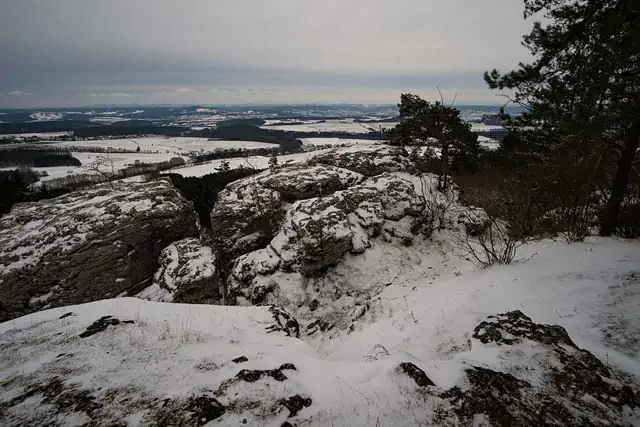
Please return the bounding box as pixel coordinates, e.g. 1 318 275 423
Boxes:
261 119 395 134
170 150 335 177
169 142 389 177
1 151 186 183
300 137 379 147
0 237 638 425
51 137 278 154
262 120 502 135
1 137 287 183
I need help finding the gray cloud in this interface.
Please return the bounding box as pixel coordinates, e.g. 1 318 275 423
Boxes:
0 0 532 107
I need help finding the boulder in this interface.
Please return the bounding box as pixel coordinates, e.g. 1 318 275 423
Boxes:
0 178 199 321
137 238 217 304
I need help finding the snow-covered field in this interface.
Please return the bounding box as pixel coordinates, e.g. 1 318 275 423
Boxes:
170 150 335 177
0 237 638 425
170 142 389 177
51 137 278 154
261 119 396 134
300 137 379 147
1 151 186 183
470 123 504 132
262 120 502 135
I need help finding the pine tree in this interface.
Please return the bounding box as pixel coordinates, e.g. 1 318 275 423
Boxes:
386 93 480 190
485 0 640 236
268 153 279 172
219 159 230 173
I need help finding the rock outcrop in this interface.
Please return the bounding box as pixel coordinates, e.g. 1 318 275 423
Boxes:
308 146 415 176
398 311 638 426
137 238 217 304
210 165 364 260
228 172 425 303
0 179 199 321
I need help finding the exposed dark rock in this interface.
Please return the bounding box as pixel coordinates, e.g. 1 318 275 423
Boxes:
79 315 134 338
144 393 225 426
236 368 288 383
278 363 297 371
433 311 640 426
399 362 435 388
210 183 283 261
266 306 300 338
58 312 75 319
232 356 249 364
4 377 101 420
279 395 312 417
184 395 226 425
306 319 335 336
229 173 425 304
0 179 199 321
473 310 576 347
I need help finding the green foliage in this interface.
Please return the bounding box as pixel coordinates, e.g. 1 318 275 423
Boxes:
484 0 640 236
385 93 480 190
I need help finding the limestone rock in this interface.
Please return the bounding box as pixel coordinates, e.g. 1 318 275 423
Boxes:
137 238 217 304
0 179 199 321
309 146 415 176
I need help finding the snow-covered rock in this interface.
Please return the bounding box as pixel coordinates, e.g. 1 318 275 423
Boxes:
0 179 199 322
137 238 216 304
309 145 416 176
229 173 426 303
210 165 365 260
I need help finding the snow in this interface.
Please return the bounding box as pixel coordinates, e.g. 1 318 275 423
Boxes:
470 123 504 132
29 112 64 121
261 119 392 134
0 236 639 425
171 149 334 177
301 137 379 147
52 137 277 154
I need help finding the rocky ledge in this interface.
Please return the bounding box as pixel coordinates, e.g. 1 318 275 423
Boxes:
0 179 199 321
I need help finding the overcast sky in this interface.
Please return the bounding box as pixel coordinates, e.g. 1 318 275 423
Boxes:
0 0 533 108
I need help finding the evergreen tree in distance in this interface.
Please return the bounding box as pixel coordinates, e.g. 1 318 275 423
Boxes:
385 93 480 190
268 152 279 173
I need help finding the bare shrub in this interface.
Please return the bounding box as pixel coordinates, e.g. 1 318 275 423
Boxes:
417 174 455 237
456 169 543 266
462 216 526 267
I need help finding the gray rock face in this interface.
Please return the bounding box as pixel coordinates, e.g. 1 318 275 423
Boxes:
229 173 425 302
137 238 216 304
309 146 415 176
0 179 199 321
210 165 364 261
